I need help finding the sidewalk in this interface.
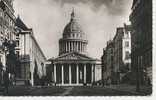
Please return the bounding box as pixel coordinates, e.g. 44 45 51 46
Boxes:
104 84 152 96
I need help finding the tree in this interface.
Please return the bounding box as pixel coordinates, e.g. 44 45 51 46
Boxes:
6 40 17 75
3 39 17 85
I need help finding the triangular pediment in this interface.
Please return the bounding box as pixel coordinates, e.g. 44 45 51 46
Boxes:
55 52 95 61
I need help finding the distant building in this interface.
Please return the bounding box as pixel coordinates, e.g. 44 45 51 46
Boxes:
101 49 106 85
101 40 114 85
113 24 131 84
48 10 101 86
129 0 152 85
15 17 46 86
0 0 17 85
45 60 52 84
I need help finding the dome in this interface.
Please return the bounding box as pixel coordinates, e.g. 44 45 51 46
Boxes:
63 10 84 39
59 9 88 55
63 21 82 34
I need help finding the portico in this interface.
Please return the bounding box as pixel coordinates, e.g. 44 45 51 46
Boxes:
51 52 96 86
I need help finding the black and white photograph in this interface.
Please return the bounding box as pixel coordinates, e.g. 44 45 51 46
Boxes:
0 0 153 97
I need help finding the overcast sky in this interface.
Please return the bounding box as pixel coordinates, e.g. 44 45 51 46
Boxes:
14 0 132 59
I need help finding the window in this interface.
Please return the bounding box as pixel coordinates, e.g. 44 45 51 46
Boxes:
125 41 129 47
125 51 130 60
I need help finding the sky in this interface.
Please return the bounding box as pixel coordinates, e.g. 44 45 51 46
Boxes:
13 0 133 59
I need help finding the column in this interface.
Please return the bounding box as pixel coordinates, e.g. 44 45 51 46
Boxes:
62 43 64 53
62 42 64 52
69 41 70 52
81 43 83 52
84 64 86 84
73 41 75 51
52 72 53 82
85 43 87 52
54 64 56 83
76 64 79 84
70 41 72 52
61 43 63 53
66 41 68 52
59 43 61 54
31 72 34 86
91 64 94 83
93 64 95 82
76 41 78 52
80 42 81 52
82 43 84 52
84 43 86 52
71 42 73 51
62 65 64 85
61 42 63 53
66 42 67 52
69 64 72 84
82 43 83 52
73 41 74 51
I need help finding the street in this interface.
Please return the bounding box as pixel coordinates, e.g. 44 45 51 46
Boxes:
0 85 152 96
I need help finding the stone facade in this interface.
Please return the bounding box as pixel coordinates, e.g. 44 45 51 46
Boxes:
16 17 46 86
113 24 131 84
0 0 17 85
101 24 131 85
129 0 152 85
48 10 101 86
101 40 114 85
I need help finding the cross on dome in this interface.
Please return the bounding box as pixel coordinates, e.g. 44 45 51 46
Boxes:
71 8 76 21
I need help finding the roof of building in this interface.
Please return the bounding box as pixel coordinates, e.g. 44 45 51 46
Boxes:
63 10 84 37
15 16 47 60
131 0 137 9
49 52 100 62
15 16 29 30
57 52 94 60
113 23 131 40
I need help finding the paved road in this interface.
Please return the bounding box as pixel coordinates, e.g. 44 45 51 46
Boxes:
60 87 74 96
0 86 150 96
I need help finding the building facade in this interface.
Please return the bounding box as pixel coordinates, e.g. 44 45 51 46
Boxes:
0 0 18 85
101 40 114 85
129 0 152 85
16 17 46 86
113 24 131 84
0 0 16 66
49 10 101 86
101 49 106 85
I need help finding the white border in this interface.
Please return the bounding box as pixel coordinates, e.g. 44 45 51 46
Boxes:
0 0 156 100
